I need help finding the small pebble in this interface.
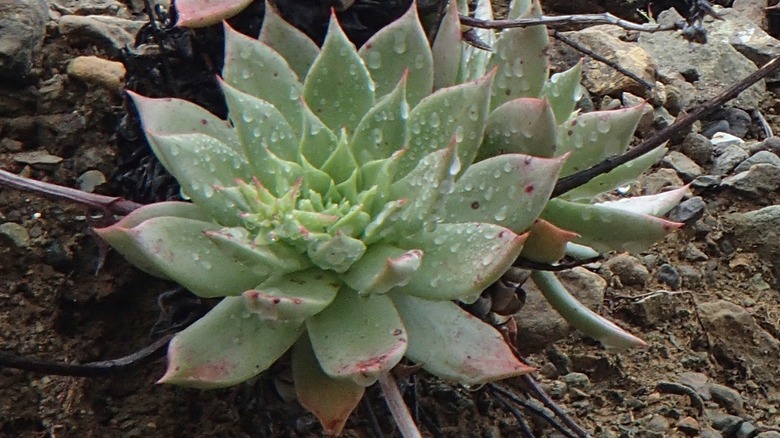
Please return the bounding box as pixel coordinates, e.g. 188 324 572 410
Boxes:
657 263 681 290
712 145 749 176
682 133 714 165
710 132 745 150
601 254 650 287
711 412 742 433
662 151 703 181
692 175 721 189
708 383 744 415
677 416 701 435
668 196 705 223
0 223 31 248
734 150 780 173
67 55 126 93
735 422 758 438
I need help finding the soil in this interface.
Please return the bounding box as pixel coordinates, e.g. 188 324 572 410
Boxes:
1 1 780 437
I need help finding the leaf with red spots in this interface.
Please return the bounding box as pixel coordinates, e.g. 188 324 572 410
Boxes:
306 290 406 386
175 0 254 27
159 297 302 388
391 293 534 384
444 154 566 234
392 223 527 302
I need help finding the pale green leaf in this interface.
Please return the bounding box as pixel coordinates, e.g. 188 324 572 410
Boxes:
541 61 584 124
431 0 462 90
350 73 409 164
242 270 340 322
159 297 302 388
479 97 557 159
258 0 319 80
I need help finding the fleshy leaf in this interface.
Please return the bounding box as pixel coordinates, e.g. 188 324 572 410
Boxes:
350 73 409 164
562 146 667 201
204 227 310 275
321 131 359 185
159 297 302 388
431 0 462 90
541 61 584 124
242 270 340 322
519 219 579 263
307 290 407 386
557 104 646 176
445 154 565 233
394 223 527 302
258 0 319 80
389 143 457 234
303 13 374 134
292 335 364 436
597 185 690 217
487 0 548 109
299 100 339 168
99 216 265 298
93 202 210 279
402 70 495 177
223 24 304 138
307 231 367 273
478 98 558 159
342 244 423 296
531 270 647 351
391 293 534 384
175 0 253 28
358 3 432 107
220 79 298 163
128 91 241 155
144 133 251 225
542 198 683 253
460 0 495 82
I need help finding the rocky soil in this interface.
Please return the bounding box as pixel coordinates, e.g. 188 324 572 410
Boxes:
1 0 780 437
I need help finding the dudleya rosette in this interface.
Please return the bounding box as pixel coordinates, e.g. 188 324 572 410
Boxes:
95 0 684 433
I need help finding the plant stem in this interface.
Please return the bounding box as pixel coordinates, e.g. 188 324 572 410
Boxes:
378 372 422 438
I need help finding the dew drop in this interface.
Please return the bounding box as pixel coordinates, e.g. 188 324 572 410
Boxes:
241 69 251 80
289 87 301 100
366 51 381 69
596 117 611 133
393 34 407 54
201 260 213 270
400 101 410 119
454 125 464 143
494 205 508 221
449 154 461 176
429 112 440 128
168 144 180 156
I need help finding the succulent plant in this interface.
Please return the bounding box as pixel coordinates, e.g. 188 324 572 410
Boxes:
95 0 683 433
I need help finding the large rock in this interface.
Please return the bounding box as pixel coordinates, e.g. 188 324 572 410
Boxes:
723 206 780 285
639 9 766 109
697 300 780 389
0 0 48 82
516 267 606 353
561 25 656 97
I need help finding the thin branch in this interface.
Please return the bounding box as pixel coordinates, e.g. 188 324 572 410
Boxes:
460 13 681 33
553 55 780 197
378 372 422 438
520 374 592 438
514 255 603 271
0 334 172 377
487 383 581 438
552 31 654 90
491 392 536 438
0 168 143 216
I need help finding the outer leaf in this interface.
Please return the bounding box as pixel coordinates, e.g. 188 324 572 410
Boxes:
531 270 646 351
99 216 265 297
128 91 240 154
562 146 667 201
303 13 374 134
487 0 548 109
342 244 423 296
597 185 689 217
391 293 534 384
292 335 364 436
460 0 495 82
444 154 565 233
519 219 579 263
243 270 340 322
541 61 584 124
358 4 432 107
258 0 319 80
350 73 409 164
175 0 253 27
307 290 407 386
159 297 302 388
431 0 462 90
394 223 527 302
479 98 557 159
93 202 210 279
402 70 495 177
557 104 646 176
223 24 304 138
542 198 683 253
145 133 251 225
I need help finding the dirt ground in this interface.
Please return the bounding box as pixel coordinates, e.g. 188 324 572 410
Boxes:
1 1 779 437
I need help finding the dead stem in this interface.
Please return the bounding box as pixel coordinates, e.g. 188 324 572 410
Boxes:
378 372 422 438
